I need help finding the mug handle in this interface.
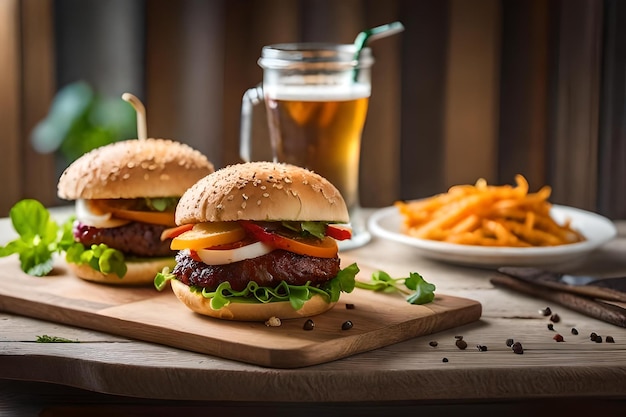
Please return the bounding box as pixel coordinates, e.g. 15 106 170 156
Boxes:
240 84 264 162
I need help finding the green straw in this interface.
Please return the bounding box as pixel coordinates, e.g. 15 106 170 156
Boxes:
353 21 405 80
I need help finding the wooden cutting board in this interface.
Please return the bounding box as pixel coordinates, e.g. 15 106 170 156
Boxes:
0 256 481 368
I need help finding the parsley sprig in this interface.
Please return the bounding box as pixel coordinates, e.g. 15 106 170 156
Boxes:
0 199 127 277
355 270 436 305
36 335 79 343
0 200 75 276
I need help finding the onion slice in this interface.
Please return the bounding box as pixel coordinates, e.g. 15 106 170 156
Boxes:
197 241 274 265
75 199 131 229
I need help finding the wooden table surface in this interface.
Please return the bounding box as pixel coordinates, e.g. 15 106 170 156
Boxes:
1 207 626 416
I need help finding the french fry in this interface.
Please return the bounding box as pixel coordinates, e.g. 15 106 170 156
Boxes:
395 175 585 247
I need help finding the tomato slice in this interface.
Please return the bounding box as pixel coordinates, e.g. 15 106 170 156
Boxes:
239 221 338 258
160 224 194 241
171 222 247 250
326 224 352 241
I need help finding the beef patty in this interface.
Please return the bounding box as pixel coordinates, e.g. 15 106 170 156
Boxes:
74 221 174 257
172 250 341 291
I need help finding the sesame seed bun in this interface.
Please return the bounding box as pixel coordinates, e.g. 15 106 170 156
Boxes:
170 279 335 321
57 138 215 200
175 161 349 225
67 257 177 286
57 138 214 286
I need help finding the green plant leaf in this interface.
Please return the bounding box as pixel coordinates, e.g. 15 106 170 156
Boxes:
356 269 436 305
405 272 436 305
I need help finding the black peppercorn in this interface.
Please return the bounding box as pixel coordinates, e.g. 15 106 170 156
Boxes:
590 332 599 342
506 338 514 347
539 307 552 316
442 357 449 363
571 328 578 335
455 339 468 350
345 303 355 310
550 314 560 323
547 323 554 331
429 341 438 347
303 319 315 331
341 320 353 330
476 345 488 351
512 341 524 354
606 336 615 343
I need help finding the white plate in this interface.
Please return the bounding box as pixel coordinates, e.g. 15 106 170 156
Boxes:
367 205 617 268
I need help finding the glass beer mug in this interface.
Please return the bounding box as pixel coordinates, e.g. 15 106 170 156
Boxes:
240 43 374 250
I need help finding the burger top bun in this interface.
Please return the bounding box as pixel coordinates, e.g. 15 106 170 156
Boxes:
57 138 214 200
175 161 349 225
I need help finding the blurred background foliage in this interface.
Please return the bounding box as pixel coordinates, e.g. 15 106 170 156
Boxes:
30 81 137 165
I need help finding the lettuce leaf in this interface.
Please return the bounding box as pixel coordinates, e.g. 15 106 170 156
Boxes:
154 262 360 310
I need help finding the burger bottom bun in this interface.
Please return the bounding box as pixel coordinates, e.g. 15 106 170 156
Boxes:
67 258 176 286
170 278 336 321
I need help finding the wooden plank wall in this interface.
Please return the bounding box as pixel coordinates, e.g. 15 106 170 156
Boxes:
498 0 550 192
443 0 500 188
549 0 603 211
0 0 56 217
598 0 626 219
1 0 618 218
0 0 21 215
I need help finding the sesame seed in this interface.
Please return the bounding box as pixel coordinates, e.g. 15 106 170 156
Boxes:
242 194 249 200
263 193 269 198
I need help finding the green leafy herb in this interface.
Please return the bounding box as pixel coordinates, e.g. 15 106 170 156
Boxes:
0 199 75 276
36 335 79 343
281 221 327 239
145 197 178 212
355 270 436 305
65 242 127 278
154 263 360 310
404 271 437 304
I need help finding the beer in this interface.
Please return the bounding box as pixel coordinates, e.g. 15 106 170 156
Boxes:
264 84 370 210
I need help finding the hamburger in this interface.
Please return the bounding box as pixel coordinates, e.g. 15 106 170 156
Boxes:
57 138 215 285
154 161 359 321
